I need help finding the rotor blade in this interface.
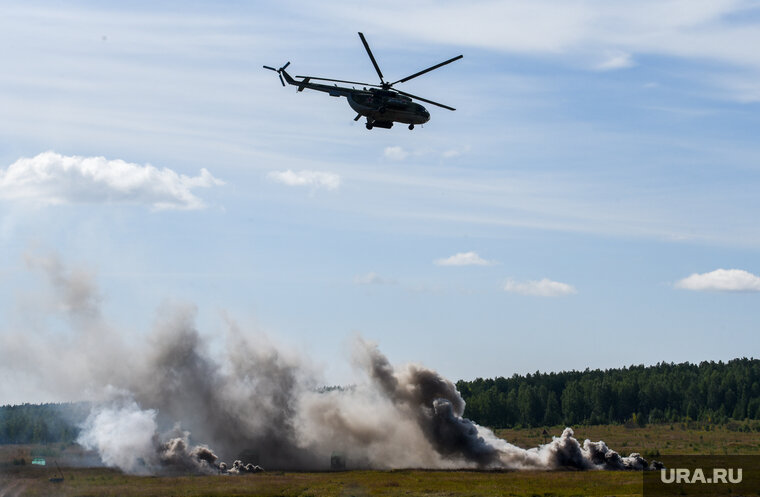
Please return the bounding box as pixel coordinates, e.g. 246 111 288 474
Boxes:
279 74 285 87
358 32 385 84
282 61 290 70
295 75 382 87
263 65 277 71
395 89 456 111
390 54 463 86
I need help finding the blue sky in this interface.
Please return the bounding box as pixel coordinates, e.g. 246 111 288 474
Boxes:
1 1 760 402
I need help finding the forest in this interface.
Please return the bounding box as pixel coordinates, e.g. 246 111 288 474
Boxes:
456 358 760 428
0 402 88 445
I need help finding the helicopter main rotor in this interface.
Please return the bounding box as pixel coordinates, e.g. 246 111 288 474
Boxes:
295 32 462 110
358 32 463 91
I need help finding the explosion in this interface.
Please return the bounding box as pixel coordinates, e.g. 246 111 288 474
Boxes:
1 254 656 473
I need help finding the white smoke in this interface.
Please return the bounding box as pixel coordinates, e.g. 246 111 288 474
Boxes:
78 399 220 475
77 401 158 475
2 253 655 473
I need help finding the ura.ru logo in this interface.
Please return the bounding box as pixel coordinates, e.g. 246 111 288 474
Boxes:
660 467 742 484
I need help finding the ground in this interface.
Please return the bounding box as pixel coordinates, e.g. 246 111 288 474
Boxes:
1 423 758 497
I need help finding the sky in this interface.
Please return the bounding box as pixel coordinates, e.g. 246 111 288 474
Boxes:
1 0 760 403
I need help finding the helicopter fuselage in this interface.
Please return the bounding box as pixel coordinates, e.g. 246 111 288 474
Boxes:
347 89 430 128
277 70 429 129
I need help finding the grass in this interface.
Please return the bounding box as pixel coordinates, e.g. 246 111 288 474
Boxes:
2 423 760 496
0 466 641 497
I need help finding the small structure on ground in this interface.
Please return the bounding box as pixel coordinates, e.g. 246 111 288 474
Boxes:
330 452 346 470
49 461 64 483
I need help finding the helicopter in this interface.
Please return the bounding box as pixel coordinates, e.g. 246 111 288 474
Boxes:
264 32 462 130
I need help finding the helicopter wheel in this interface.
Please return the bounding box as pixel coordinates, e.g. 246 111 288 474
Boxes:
366 123 373 130
408 124 414 130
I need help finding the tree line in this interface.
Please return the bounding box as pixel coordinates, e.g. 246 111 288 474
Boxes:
0 402 89 444
3 359 760 444
456 358 760 428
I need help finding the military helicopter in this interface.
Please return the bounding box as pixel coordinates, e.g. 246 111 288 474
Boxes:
264 32 462 130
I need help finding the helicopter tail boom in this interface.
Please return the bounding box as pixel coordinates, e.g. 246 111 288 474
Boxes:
265 63 356 97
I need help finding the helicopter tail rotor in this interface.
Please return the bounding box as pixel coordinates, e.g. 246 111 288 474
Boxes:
263 62 291 87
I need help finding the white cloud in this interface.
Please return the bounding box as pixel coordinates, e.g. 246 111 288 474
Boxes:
434 251 494 266
503 278 577 297
384 146 409 161
0 151 223 210
267 170 341 190
441 145 470 159
675 268 760 292
595 51 634 71
354 272 395 285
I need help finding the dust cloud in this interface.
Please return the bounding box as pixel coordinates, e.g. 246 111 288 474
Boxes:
0 254 654 473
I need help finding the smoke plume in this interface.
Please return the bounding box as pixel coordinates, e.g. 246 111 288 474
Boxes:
1 254 654 473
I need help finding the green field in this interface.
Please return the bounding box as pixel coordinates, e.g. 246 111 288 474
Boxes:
1 423 759 497
0 466 641 497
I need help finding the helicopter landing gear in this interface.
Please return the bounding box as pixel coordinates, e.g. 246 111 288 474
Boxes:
408 124 414 130
365 118 393 129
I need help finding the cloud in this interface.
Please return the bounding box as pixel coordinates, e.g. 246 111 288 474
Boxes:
322 1 760 100
434 251 495 266
595 51 634 71
329 1 760 66
675 268 760 292
384 146 409 161
354 271 396 286
503 278 577 297
442 145 471 159
267 170 341 190
0 151 223 210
